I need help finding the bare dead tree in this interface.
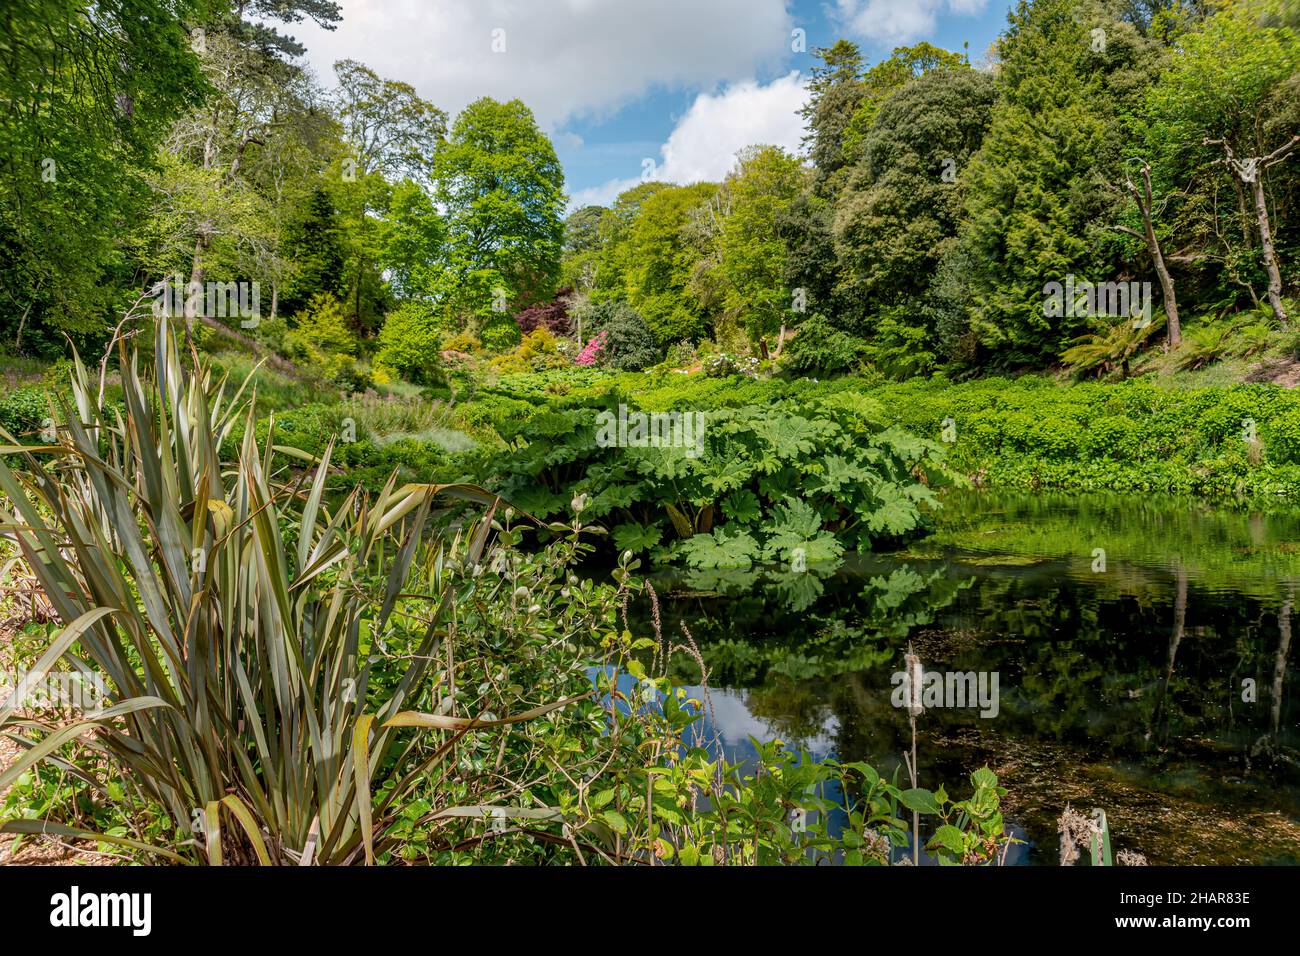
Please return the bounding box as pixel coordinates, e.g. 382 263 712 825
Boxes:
1205 135 1300 327
1112 158 1181 346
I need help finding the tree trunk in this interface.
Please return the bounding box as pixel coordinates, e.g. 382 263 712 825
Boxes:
187 234 208 323
1205 136 1299 328
1251 175 1288 327
1232 177 1254 248
1128 163 1181 345
1151 565 1188 743
13 278 41 352
1272 586 1292 738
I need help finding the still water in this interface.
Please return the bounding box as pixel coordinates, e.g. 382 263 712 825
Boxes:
637 489 1300 865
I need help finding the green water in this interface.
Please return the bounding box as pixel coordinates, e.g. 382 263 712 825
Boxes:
641 489 1300 865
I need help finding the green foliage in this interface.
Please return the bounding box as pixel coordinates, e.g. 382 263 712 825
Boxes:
285 292 360 384
1061 317 1160 377
800 39 869 191
841 42 974 163
489 328 571 374
780 316 866 378
0 327 508 864
0 385 51 439
864 372 1300 499
488 382 958 566
614 183 718 343
281 186 350 318
0 0 206 353
908 766 1014 866
381 181 446 300
588 301 660 370
479 313 522 351
433 98 565 313
1143 2 1300 314
716 146 806 340
862 310 939 380
962 0 1163 365
375 301 446 385
0 330 1016 868
334 59 446 185
835 67 996 313
1176 321 1235 370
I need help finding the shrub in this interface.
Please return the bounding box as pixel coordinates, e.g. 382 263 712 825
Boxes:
375 302 445 385
703 352 760 378
1232 321 1274 358
479 313 521 351
575 331 606 366
490 387 960 565
662 340 698 368
0 329 525 864
514 288 574 337
285 292 358 383
441 328 482 354
588 302 659 370
780 314 865 377
490 328 570 375
1266 407 1300 464
0 384 50 439
1061 318 1159 378
862 312 937 380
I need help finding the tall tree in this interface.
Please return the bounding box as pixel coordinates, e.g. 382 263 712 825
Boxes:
799 40 866 195
1146 2 1300 324
617 182 718 343
333 59 446 186
0 0 206 352
840 42 973 166
331 60 444 330
590 182 673 301
835 66 995 309
715 146 806 343
560 204 607 292
220 0 343 61
433 98 565 316
961 0 1163 365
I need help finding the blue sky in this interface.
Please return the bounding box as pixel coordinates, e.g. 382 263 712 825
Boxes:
288 0 1018 207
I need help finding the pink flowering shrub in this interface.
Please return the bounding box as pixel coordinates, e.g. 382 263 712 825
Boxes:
575 330 606 366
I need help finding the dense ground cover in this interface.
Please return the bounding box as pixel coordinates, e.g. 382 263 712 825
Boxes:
479 366 1300 511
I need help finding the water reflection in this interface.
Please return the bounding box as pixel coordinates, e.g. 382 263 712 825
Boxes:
634 490 1300 865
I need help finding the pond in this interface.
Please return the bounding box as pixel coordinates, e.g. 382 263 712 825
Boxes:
633 489 1300 865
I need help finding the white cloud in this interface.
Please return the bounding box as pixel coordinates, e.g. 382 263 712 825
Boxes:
286 0 795 128
832 0 990 45
693 687 838 756
569 70 809 209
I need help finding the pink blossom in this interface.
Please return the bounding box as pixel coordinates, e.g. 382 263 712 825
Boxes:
575 330 606 366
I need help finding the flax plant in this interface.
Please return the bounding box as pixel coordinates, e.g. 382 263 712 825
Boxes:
0 321 571 864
